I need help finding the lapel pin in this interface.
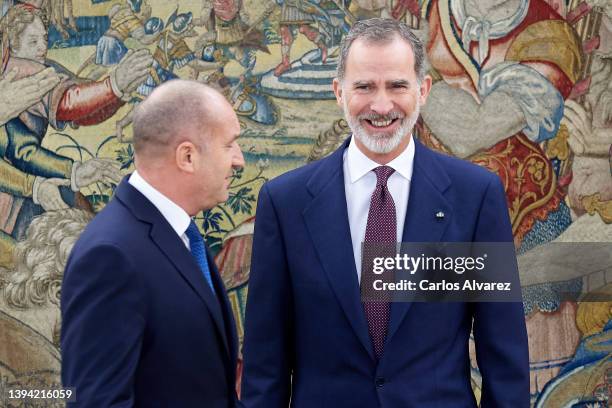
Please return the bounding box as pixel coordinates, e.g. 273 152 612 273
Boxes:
435 211 445 219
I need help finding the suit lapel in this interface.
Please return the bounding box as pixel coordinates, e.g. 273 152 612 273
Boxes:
115 178 230 360
303 140 376 361
209 249 238 380
303 138 455 360
149 224 230 358
387 139 453 343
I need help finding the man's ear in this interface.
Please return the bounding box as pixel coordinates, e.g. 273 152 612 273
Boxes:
175 141 197 174
419 74 433 105
332 78 343 107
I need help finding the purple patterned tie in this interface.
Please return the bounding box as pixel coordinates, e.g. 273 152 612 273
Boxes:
361 166 396 360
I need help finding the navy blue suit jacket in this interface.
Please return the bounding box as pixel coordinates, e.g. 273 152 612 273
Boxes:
241 137 529 407
61 178 238 407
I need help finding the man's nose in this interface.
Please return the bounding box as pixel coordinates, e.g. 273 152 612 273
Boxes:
233 145 245 168
370 91 394 115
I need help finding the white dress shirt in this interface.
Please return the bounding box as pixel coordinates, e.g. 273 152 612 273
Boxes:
129 170 192 249
343 136 415 282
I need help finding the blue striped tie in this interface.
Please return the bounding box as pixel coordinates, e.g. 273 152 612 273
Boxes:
185 221 215 295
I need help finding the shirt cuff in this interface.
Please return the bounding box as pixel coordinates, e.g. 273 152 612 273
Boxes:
109 70 124 99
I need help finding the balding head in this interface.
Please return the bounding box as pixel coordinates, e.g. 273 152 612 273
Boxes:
132 79 230 162
130 79 244 216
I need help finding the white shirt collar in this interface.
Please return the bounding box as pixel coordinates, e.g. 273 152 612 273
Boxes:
128 170 192 240
346 135 415 184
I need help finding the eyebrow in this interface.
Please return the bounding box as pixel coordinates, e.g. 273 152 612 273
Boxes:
389 79 411 87
351 79 412 87
351 80 370 88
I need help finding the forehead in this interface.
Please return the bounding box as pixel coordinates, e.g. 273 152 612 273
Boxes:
208 104 240 140
19 16 46 38
344 36 417 80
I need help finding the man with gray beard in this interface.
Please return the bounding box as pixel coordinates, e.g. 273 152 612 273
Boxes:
241 18 529 407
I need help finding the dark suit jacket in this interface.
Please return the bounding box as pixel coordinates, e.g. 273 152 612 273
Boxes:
61 178 238 407
241 137 529 407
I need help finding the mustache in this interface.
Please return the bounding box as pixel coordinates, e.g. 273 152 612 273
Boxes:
357 111 404 121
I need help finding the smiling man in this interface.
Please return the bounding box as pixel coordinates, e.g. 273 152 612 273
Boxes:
241 18 529 407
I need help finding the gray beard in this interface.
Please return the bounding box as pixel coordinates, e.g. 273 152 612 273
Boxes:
344 100 420 155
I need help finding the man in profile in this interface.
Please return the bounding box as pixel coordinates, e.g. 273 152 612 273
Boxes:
61 79 244 407
241 18 529 407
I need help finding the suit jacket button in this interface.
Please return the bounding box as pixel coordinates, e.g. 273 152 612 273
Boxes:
375 377 385 387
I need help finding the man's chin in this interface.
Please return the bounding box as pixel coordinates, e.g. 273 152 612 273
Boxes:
364 131 395 141
354 125 393 141
354 130 404 154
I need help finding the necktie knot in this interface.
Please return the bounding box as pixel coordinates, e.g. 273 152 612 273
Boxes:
373 166 395 187
185 220 203 244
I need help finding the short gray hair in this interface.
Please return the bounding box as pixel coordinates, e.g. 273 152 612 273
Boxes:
336 18 426 83
132 80 220 158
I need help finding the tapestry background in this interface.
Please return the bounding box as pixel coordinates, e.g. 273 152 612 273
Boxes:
0 0 610 406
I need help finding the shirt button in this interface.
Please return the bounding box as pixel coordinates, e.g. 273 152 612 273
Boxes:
375 377 385 387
